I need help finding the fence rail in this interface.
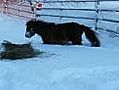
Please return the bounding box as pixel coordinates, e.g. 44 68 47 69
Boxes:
36 14 95 20
41 7 119 12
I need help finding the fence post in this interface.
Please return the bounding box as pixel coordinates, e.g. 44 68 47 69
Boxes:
94 0 100 30
3 0 8 14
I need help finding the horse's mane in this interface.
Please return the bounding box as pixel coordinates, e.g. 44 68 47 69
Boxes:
79 24 90 29
27 19 56 26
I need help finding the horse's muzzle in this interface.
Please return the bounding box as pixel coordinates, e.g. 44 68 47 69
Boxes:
25 31 32 38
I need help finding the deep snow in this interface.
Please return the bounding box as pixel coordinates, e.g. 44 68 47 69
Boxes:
1 6 119 90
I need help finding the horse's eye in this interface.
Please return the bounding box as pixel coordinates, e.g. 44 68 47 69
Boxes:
30 28 33 31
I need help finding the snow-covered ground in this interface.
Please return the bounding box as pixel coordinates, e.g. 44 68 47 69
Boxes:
1 2 119 90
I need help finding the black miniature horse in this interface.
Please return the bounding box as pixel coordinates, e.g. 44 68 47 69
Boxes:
25 19 100 47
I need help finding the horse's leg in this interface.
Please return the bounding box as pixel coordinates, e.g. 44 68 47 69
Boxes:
69 34 82 45
71 37 82 45
70 30 83 45
41 36 51 44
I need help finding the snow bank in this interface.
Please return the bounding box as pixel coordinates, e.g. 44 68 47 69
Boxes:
0 12 119 90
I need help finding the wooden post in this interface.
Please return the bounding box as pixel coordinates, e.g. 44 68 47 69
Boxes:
28 0 36 18
3 0 8 14
94 0 100 30
29 1 34 12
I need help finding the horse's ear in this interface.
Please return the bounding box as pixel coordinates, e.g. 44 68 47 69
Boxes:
25 18 36 26
31 18 37 22
89 26 92 29
25 21 28 26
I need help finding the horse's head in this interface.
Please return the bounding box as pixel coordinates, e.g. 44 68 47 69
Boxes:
25 19 36 38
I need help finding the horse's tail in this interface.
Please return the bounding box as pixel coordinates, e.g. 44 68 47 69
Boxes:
81 25 100 47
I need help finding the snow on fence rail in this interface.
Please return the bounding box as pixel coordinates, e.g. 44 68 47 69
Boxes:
7 3 35 19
